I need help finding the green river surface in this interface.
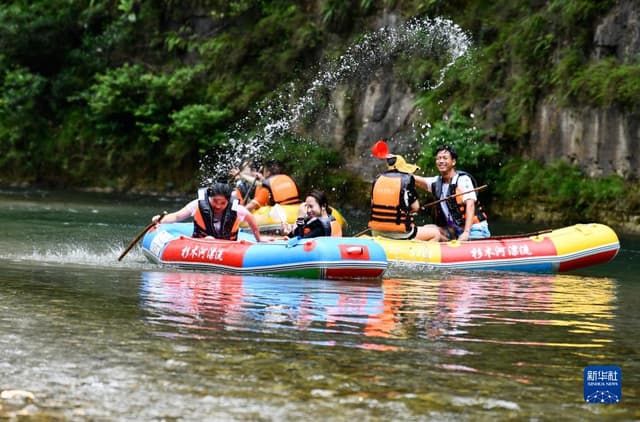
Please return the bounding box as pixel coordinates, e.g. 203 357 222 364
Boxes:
1 188 638 421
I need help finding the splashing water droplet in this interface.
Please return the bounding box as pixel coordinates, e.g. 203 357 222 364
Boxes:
200 17 471 184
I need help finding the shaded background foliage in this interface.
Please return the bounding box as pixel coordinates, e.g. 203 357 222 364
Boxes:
1 0 638 230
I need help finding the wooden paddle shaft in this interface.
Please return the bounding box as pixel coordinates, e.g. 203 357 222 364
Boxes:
117 211 167 261
421 184 488 210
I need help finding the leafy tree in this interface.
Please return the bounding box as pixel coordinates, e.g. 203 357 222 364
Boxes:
0 66 47 177
416 105 500 185
80 62 233 188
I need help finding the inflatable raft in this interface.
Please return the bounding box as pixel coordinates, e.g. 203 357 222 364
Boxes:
364 223 619 273
247 204 347 232
141 223 387 279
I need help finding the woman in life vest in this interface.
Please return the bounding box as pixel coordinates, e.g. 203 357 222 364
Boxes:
414 144 490 241
284 189 342 238
151 183 262 242
368 154 441 241
245 160 300 212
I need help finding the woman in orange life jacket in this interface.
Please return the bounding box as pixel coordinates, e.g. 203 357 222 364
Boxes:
414 144 490 241
368 154 441 241
244 160 300 212
283 189 343 238
151 183 262 242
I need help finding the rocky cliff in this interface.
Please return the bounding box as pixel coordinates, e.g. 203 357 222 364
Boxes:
531 2 640 178
305 3 640 181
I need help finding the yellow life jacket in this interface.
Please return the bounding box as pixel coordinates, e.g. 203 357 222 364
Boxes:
330 215 342 237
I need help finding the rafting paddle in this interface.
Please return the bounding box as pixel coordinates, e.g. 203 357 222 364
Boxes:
269 203 288 226
420 185 488 211
354 227 371 237
371 140 391 159
356 140 392 237
118 211 167 261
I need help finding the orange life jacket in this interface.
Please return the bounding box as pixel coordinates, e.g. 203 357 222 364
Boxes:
368 172 414 233
263 174 300 205
193 188 241 240
329 215 342 237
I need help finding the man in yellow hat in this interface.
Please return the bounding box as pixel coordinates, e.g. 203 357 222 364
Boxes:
368 153 441 241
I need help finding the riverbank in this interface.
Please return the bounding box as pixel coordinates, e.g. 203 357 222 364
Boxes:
492 199 640 236
2 182 639 236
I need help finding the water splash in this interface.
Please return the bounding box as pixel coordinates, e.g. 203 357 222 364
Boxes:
1 244 157 270
200 16 472 184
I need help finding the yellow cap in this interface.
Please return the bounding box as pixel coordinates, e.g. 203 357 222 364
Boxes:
387 155 419 174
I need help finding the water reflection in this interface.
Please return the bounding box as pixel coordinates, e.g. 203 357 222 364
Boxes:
140 271 616 353
420 274 616 350
141 272 395 348
2 190 636 421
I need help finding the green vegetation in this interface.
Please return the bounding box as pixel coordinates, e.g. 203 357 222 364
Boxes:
411 0 621 139
408 0 639 228
268 134 369 207
492 159 638 229
564 58 640 108
0 1 638 229
416 106 500 183
413 102 638 229
0 1 335 191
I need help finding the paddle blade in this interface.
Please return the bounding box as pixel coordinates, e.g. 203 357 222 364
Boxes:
371 140 389 159
269 203 287 224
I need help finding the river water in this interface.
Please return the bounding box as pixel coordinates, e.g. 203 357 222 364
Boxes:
1 189 638 421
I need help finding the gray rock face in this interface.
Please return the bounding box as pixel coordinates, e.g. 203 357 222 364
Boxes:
303 4 640 181
303 68 420 182
593 0 640 61
352 70 421 180
530 0 640 178
532 102 639 178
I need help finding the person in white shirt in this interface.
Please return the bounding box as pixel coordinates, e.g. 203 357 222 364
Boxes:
151 183 262 242
414 145 490 241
